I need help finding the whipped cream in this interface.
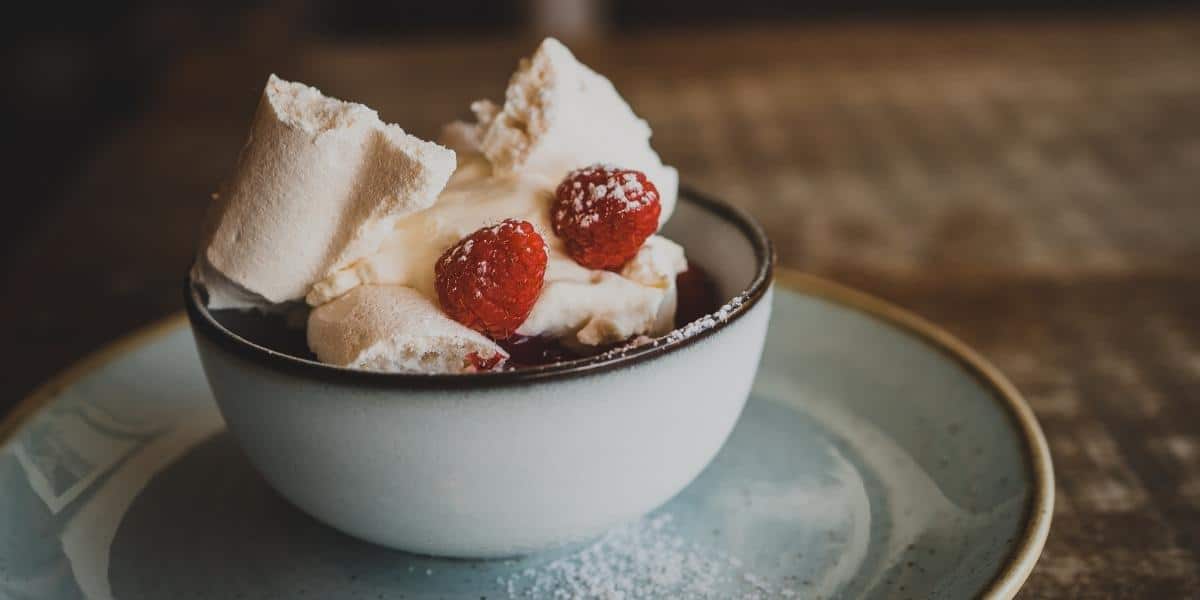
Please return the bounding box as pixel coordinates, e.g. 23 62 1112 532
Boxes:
527 235 685 347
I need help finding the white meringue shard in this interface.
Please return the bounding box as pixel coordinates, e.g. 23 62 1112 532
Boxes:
308 285 507 374
197 75 456 306
476 37 678 225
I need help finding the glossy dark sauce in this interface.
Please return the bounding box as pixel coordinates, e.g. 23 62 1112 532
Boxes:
211 265 723 370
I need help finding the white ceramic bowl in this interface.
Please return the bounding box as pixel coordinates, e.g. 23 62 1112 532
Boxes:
185 188 775 558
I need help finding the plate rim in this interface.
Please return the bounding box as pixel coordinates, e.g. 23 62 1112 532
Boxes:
773 271 1054 600
0 268 1053 600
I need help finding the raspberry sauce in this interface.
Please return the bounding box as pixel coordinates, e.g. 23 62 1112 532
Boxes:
210 265 723 371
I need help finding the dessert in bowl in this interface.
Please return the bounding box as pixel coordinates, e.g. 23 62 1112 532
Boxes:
184 38 774 557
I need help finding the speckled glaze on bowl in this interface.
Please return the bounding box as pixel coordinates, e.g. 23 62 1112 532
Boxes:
183 189 774 558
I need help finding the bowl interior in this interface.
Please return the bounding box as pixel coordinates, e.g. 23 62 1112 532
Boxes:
186 188 772 384
662 194 761 301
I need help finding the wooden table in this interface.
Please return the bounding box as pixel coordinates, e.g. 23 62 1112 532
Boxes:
3 10 1198 597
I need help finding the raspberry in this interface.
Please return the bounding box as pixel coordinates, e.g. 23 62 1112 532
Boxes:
435 219 547 340
552 165 661 270
464 351 505 372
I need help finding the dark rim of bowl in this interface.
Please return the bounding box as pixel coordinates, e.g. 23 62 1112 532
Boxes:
184 186 775 389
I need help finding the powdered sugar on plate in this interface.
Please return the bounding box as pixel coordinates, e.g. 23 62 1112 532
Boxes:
500 514 793 599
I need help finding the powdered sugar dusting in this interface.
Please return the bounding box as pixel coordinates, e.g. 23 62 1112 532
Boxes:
588 291 750 364
662 292 746 345
556 165 659 230
501 514 785 599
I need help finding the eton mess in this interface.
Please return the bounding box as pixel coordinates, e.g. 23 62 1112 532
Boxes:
192 38 718 374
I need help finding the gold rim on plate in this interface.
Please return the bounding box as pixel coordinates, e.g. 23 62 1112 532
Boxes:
0 268 1053 599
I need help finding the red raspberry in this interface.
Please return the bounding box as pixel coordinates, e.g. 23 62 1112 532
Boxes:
464 351 505 372
552 165 661 271
435 219 547 340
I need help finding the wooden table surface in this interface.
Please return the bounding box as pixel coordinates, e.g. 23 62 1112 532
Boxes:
3 10 1199 597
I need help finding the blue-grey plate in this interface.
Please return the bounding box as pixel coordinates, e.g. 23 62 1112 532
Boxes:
0 271 1052 599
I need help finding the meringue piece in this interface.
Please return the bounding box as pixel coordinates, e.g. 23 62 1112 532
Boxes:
476 37 678 224
308 285 507 374
439 119 486 156
200 74 456 305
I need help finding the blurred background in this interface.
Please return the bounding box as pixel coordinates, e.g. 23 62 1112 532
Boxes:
3 1 1199 596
